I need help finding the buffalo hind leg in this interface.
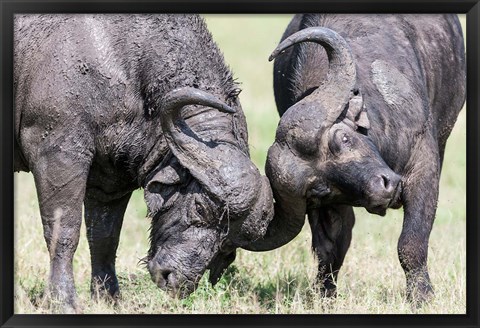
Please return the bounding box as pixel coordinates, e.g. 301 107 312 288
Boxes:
308 205 355 297
31 151 92 313
398 139 440 305
84 191 132 301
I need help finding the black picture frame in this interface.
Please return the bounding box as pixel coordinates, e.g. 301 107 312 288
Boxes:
1 0 479 327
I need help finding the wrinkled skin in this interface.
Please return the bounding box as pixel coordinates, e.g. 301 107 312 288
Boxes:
245 14 465 305
14 14 273 312
144 152 272 296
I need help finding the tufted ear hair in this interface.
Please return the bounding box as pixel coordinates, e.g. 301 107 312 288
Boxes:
146 157 189 194
344 92 370 130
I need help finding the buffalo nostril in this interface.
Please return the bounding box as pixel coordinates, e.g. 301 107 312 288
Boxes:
379 174 399 194
381 174 390 189
371 174 393 195
149 261 174 288
159 268 172 282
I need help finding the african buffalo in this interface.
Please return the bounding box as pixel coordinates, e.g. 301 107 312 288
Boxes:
244 14 466 304
14 14 273 312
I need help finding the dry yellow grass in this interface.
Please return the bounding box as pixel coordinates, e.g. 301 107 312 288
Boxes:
14 14 466 314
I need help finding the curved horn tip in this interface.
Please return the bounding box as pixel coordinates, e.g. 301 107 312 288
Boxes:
189 88 236 114
220 104 236 114
269 49 285 62
165 87 236 115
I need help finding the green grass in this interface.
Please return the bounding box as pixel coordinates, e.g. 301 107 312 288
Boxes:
13 14 466 314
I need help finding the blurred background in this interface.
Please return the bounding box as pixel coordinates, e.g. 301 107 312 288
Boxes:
14 14 466 314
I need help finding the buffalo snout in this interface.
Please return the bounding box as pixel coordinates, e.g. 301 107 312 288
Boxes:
148 260 196 298
369 171 400 198
365 170 402 215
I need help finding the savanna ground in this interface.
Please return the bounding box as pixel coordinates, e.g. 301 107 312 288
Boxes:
14 14 466 314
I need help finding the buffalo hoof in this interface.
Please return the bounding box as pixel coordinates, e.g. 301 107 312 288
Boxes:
47 290 80 314
51 302 81 314
321 287 337 298
91 274 120 304
406 279 434 308
305 283 337 309
312 283 337 299
315 274 338 298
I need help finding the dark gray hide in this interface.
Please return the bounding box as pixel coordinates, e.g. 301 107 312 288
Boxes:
244 14 466 304
14 14 273 312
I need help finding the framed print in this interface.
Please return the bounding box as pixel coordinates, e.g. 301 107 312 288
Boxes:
1 0 479 327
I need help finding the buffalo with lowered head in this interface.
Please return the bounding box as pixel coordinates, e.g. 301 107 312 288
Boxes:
244 14 465 304
14 14 273 312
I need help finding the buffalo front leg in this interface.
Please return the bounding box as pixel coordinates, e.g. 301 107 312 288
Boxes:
398 141 440 305
84 191 132 301
31 151 92 313
308 205 355 297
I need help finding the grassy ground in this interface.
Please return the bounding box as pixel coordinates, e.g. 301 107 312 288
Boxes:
13 14 466 314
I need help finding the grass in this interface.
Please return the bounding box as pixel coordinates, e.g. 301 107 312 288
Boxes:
13 14 466 314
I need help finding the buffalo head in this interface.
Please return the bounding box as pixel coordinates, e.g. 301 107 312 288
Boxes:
144 88 273 297
244 27 402 252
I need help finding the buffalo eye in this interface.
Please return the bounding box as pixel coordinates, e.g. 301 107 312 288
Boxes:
329 129 354 155
189 198 208 227
190 214 205 228
195 201 206 218
341 133 354 152
192 221 205 228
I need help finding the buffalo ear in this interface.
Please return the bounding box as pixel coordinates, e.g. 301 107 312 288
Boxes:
146 159 189 194
345 93 370 130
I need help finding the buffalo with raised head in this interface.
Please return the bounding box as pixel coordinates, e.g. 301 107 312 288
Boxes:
244 14 465 304
14 14 273 312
